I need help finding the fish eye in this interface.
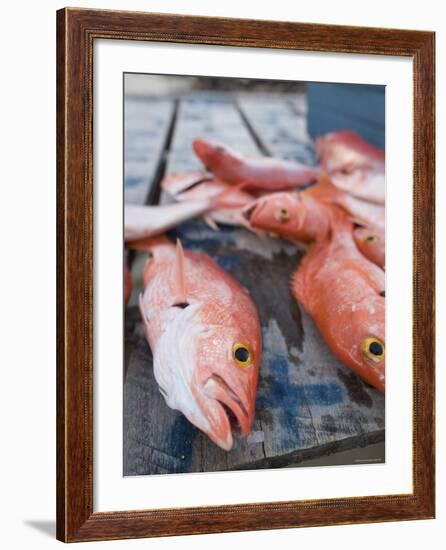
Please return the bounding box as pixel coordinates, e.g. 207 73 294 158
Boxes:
362 337 385 362
364 235 376 243
274 207 290 223
233 343 253 367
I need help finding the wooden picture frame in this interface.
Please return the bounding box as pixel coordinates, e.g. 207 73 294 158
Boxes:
56 7 435 542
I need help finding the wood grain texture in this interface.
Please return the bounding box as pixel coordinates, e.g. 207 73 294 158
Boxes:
124 98 175 204
237 97 316 164
56 7 435 542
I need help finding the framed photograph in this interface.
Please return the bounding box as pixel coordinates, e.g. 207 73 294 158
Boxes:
56 7 435 542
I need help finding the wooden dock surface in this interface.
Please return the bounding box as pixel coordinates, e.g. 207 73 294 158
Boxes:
123 91 385 476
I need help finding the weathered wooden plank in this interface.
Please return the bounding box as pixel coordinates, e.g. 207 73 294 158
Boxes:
237 96 317 165
167 97 260 175
124 97 175 204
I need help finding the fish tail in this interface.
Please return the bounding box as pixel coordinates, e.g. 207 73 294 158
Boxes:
202 214 220 231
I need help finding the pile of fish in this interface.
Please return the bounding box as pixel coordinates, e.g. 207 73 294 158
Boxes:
124 130 385 451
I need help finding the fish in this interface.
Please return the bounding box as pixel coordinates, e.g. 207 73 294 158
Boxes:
291 209 385 392
353 225 385 269
329 167 385 206
125 202 211 242
242 189 331 243
242 176 385 242
161 171 256 228
316 130 385 173
192 138 321 191
130 236 262 451
125 183 247 241
315 130 385 205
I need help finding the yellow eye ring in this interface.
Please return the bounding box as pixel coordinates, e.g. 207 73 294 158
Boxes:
233 343 253 367
274 207 290 223
364 235 376 243
362 337 385 362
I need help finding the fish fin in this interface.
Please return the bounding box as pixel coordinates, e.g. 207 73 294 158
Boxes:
126 234 169 251
306 173 339 202
203 214 220 231
174 238 187 303
208 181 250 210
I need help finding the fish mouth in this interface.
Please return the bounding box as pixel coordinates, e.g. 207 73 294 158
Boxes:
217 402 243 437
203 374 251 443
242 201 264 223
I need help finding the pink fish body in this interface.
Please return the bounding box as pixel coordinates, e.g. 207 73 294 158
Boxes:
291 211 385 392
193 138 321 191
308 177 385 232
242 177 384 243
160 171 211 197
124 202 211 242
134 237 262 451
329 168 385 205
316 130 385 204
162 172 254 208
316 130 385 172
353 225 385 269
162 171 257 229
243 190 331 243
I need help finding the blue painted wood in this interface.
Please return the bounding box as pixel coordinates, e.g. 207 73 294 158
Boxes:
306 83 385 149
237 96 317 165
